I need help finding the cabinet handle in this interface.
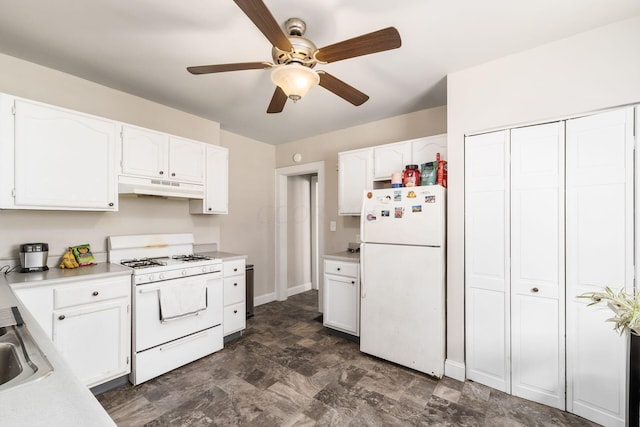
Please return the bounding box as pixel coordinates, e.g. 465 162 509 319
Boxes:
337 267 341 271
208 207 212 211
234 268 238 272
171 172 176 177
58 315 66 320
233 310 238 314
108 202 114 207
92 291 99 296
159 170 164 175
234 282 238 287
531 287 539 293
351 281 355 284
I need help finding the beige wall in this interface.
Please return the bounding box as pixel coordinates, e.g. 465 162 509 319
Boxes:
447 16 640 370
218 130 276 299
0 54 276 305
275 106 447 255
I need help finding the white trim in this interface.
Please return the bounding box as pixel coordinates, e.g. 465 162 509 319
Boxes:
444 359 466 382
287 282 313 297
275 161 325 305
254 293 276 307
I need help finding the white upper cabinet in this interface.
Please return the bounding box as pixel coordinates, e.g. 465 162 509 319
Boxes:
121 125 205 185
338 148 373 215
168 135 205 184
190 144 229 214
411 134 447 165
373 140 412 180
10 98 118 211
121 125 168 179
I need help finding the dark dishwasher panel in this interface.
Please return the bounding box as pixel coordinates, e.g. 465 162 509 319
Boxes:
246 264 254 318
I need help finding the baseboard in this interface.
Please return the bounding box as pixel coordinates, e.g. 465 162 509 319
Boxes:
444 359 466 382
288 282 312 297
254 292 276 307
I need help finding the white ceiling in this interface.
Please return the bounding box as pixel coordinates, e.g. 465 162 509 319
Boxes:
0 1 638 144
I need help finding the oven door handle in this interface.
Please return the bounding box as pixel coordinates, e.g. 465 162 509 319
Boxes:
160 308 205 323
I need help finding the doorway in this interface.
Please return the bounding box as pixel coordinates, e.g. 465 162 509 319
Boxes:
275 161 325 310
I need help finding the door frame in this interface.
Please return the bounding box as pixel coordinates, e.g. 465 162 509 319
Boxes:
275 161 325 302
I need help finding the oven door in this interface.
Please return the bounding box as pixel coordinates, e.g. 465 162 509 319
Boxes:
133 273 222 352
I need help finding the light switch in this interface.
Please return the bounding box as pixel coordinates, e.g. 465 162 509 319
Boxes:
329 221 337 232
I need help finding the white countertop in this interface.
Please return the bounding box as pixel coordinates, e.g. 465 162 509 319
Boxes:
323 251 360 263
0 264 131 426
197 251 248 262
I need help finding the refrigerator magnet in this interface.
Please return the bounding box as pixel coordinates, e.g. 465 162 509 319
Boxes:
366 213 377 221
393 190 402 201
394 207 404 218
425 195 436 203
411 205 422 213
407 190 417 198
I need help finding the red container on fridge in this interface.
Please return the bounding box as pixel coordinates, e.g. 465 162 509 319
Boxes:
403 165 420 187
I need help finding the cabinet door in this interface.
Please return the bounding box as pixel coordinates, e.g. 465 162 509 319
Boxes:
14 99 118 210
566 108 633 427
411 134 447 165
121 125 168 178
324 271 359 336
204 145 228 213
338 148 373 215
464 130 510 392
169 136 205 184
510 122 565 410
53 297 130 388
373 141 412 180
11 285 54 339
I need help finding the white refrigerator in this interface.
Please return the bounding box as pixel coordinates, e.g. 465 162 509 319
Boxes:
360 185 445 377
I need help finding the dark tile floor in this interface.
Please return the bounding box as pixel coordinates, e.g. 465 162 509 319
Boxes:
98 290 598 426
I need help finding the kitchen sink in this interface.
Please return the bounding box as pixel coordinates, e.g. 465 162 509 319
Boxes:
0 323 53 392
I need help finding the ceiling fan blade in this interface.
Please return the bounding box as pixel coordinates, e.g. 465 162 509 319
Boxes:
315 27 401 63
267 86 287 113
234 0 293 52
187 62 270 75
318 72 369 106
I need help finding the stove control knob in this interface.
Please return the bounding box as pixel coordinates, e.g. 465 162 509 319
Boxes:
181 270 187 276
148 274 155 282
202 267 207 273
159 273 165 280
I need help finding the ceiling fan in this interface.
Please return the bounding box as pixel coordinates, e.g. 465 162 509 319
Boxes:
187 0 402 113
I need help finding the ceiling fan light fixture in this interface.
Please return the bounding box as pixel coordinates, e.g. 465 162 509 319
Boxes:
270 63 319 102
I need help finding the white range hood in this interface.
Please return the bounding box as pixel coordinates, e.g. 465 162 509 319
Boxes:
118 175 204 199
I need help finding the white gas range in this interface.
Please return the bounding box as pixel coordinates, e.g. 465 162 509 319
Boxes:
108 233 223 385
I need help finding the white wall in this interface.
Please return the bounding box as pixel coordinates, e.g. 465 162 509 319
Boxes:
447 16 640 372
287 175 312 291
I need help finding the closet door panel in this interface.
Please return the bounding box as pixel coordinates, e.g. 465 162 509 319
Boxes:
465 130 510 392
566 107 633 427
510 122 565 410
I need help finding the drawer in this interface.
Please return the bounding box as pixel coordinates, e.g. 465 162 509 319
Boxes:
54 276 130 309
224 259 246 277
324 260 358 278
224 276 245 306
223 302 246 335
132 325 222 385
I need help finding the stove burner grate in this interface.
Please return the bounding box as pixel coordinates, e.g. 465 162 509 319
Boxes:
121 258 167 269
171 254 212 262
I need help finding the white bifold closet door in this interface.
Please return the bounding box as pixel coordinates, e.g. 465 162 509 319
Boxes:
510 122 565 410
565 107 634 427
464 130 510 392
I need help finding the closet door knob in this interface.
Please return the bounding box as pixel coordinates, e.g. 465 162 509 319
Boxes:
58 315 66 320
92 291 99 296
531 287 539 293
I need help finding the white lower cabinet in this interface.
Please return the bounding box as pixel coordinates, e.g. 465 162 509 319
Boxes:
223 259 246 336
323 259 359 336
465 106 635 426
12 275 131 388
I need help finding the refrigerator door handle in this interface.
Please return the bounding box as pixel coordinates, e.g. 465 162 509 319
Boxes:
360 245 366 299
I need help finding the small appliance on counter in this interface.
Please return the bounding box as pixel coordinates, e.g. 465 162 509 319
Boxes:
19 243 49 273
